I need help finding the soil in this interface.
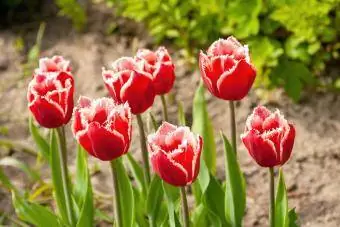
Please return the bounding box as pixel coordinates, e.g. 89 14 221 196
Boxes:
1 4 340 227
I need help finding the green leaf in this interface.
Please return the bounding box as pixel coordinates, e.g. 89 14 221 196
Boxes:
12 192 61 227
29 116 50 160
132 187 149 227
49 129 69 224
192 81 216 174
177 101 186 125
147 175 164 224
203 175 226 225
0 167 15 191
221 133 246 227
113 158 135 227
0 157 40 182
288 208 299 227
74 145 94 227
192 159 210 204
275 169 288 227
192 204 209 226
269 59 313 101
126 153 147 195
163 182 180 227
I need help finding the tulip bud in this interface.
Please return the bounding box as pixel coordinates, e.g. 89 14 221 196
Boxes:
148 122 203 186
241 106 296 167
199 37 256 100
135 47 175 95
72 96 132 161
27 56 74 128
102 57 156 114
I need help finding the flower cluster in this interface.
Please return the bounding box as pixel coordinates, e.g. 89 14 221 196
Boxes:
25 37 297 227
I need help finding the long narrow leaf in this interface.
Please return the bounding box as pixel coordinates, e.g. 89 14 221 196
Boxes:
49 129 68 224
0 157 40 182
147 175 164 224
126 153 147 195
29 117 49 160
221 133 246 227
75 145 94 227
12 192 61 227
192 82 216 174
0 167 15 191
163 182 180 227
115 158 135 227
275 169 288 227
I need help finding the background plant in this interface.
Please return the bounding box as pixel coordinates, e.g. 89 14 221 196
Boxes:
108 0 340 101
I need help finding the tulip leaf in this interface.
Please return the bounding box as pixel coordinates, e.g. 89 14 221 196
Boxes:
29 116 50 160
147 175 164 224
12 192 62 227
113 158 135 227
275 169 288 227
133 187 149 227
126 153 147 195
49 129 69 224
0 167 15 191
177 101 186 125
74 145 94 227
192 204 209 226
162 182 180 227
221 133 246 227
192 81 216 174
203 174 227 225
288 208 299 227
0 157 40 183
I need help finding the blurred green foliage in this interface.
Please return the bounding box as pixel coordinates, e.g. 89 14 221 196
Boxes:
55 0 87 31
109 0 340 101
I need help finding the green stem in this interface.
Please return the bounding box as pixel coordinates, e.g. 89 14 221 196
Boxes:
136 114 151 185
180 187 190 227
229 101 237 154
110 159 123 227
56 127 75 226
269 167 275 227
160 95 169 122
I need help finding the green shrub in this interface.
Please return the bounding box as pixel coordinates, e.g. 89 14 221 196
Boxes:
109 0 340 101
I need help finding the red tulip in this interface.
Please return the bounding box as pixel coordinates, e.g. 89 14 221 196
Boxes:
27 56 74 128
241 106 295 167
72 96 132 161
199 37 256 100
148 122 203 186
102 57 156 114
135 47 175 95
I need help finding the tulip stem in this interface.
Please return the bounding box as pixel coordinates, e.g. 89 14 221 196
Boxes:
136 114 151 185
229 101 237 154
160 95 169 122
56 126 75 226
180 186 190 227
110 159 123 227
269 167 275 227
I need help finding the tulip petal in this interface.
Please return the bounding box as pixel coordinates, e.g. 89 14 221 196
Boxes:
217 59 256 100
280 123 295 165
152 62 175 94
120 71 155 114
29 96 65 128
150 149 188 186
241 129 278 167
87 122 126 161
199 52 220 97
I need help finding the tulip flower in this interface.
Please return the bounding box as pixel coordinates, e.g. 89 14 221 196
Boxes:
148 122 203 186
241 106 295 227
27 56 74 128
241 106 296 167
102 57 156 115
199 36 256 101
72 96 132 161
135 47 175 95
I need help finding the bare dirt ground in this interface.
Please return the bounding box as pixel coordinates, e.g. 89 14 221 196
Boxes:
1 5 340 227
